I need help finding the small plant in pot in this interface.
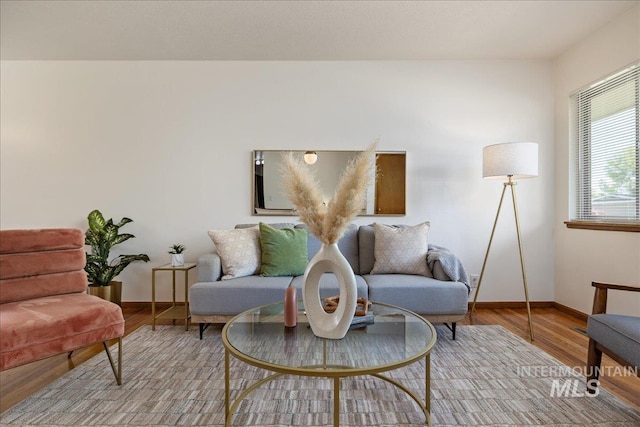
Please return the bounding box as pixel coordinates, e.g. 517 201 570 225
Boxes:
169 244 186 267
85 209 150 306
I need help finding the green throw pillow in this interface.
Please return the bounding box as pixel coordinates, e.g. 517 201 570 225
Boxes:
259 223 308 277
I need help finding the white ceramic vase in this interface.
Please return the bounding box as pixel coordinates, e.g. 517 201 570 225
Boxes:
171 253 184 267
302 243 357 339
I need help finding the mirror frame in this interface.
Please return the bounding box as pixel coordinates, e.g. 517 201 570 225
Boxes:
252 150 406 216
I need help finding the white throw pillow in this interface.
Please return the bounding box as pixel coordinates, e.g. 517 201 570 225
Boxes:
371 222 430 276
207 227 261 280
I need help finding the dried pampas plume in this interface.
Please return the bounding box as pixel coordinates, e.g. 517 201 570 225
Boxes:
279 151 327 240
280 141 378 244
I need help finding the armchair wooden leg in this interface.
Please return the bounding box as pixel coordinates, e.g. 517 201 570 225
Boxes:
586 338 601 394
103 337 123 385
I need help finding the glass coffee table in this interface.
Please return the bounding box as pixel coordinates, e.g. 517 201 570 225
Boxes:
222 301 437 427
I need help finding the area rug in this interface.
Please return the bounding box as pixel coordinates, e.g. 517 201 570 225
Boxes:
1 325 639 426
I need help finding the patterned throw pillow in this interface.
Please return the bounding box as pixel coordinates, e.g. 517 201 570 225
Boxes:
370 222 430 276
207 227 261 280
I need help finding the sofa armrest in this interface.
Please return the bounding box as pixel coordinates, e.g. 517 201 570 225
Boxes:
197 253 222 282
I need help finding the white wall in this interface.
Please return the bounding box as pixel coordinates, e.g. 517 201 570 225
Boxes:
553 5 640 316
1 60 554 303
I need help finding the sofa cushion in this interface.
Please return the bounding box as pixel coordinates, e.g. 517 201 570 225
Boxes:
0 228 88 303
358 224 376 274
0 248 86 281
190 275 293 315
295 223 360 274
0 293 124 370
290 273 369 300
364 274 468 315
0 228 84 254
208 227 261 280
0 270 88 304
371 223 430 276
587 313 640 368
259 223 308 277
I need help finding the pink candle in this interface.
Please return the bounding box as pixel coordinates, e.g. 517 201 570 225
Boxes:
284 286 297 328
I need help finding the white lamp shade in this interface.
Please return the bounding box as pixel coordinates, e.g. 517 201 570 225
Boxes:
483 142 538 179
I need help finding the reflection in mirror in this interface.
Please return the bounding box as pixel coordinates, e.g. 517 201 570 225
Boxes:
253 150 406 216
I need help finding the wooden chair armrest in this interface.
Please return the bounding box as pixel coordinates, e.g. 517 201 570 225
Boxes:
591 282 640 315
592 282 640 292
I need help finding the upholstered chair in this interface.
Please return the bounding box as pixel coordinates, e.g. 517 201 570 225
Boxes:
0 228 124 384
586 281 640 393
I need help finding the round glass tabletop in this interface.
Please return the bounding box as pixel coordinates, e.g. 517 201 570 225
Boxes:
222 300 437 377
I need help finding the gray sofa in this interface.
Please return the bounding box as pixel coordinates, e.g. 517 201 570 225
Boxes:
190 223 470 339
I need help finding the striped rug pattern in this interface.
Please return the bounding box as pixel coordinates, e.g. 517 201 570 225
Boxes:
1 324 639 426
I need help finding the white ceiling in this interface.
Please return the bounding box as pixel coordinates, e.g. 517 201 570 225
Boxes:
1 0 637 61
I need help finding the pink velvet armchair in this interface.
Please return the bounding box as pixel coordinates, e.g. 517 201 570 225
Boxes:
0 228 124 384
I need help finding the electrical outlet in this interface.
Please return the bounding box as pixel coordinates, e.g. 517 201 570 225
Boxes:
470 274 480 288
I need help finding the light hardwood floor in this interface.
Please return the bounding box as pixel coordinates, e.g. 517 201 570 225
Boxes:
1 306 638 414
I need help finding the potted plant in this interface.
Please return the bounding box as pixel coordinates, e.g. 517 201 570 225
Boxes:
169 244 186 267
85 209 150 306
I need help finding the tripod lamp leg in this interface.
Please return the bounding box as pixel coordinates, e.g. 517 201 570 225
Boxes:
472 183 508 315
510 184 535 341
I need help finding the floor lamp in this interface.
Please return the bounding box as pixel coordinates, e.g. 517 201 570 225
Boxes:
471 142 538 341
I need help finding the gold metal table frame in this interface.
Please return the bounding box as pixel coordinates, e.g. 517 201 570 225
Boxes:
222 301 437 427
151 262 196 331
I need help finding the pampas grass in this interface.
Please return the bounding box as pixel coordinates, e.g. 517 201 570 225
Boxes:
280 151 326 240
280 142 378 244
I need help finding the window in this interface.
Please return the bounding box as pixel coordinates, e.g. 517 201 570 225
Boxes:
569 63 639 229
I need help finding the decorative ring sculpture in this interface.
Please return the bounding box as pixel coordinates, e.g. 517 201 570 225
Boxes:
303 243 357 339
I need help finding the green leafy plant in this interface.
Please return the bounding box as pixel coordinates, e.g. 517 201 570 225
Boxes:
168 244 186 254
85 209 150 286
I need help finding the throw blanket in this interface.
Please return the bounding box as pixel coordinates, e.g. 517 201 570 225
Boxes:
427 244 470 293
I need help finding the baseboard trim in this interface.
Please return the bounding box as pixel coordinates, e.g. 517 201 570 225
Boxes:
551 301 589 321
469 301 554 309
469 301 589 321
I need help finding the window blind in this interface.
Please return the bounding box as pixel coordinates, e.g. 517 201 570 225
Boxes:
571 63 639 221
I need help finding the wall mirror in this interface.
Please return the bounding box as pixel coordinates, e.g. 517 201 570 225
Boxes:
253 150 406 216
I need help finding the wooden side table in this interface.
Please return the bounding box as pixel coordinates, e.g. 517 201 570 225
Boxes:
151 263 197 331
